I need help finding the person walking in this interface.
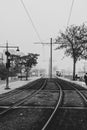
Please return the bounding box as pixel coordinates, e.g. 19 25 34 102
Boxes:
84 73 87 85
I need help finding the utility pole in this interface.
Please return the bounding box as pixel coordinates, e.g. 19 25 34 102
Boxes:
35 38 53 78
50 38 52 78
0 41 19 89
6 42 9 89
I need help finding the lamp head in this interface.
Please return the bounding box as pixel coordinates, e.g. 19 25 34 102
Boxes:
16 47 19 51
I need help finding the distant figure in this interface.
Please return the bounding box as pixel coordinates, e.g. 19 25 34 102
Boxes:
75 74 78 80
84 73 87 85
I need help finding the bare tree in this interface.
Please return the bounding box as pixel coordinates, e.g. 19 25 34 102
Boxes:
55 24 87 80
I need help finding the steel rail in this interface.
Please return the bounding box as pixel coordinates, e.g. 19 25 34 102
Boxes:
41 81 63 130
41 77 87 130
0 78 41 102
57 78 87 104
68 83 87 103
0 78 47 116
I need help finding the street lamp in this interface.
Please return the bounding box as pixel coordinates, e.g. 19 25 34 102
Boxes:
16 47 19 52
0 42 19 89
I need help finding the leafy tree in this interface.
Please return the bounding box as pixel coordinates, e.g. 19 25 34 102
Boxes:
0 63 7 79
21 53 39 80
0 61 19 80
10 53 39 80
10 54 21 75
55 24 87 80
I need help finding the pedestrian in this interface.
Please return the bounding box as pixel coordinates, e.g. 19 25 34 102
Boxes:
75 74 78 80
84 73 87 85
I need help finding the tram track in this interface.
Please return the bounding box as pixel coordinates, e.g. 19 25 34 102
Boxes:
41 78 87 130
0 78 45 105
0 78 61 130
41 80 63 130
0 78 87 130
57 78 87 106
0 78 47 116
0 78 42 101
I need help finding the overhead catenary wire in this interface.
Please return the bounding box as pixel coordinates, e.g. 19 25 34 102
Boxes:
67 0 75 26
20 0 42 43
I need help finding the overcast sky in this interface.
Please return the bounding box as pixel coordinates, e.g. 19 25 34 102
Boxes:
0 0 87 73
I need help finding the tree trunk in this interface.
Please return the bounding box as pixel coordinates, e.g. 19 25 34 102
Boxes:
20 69 22 80
26 74 28 80
73 58 76 80
25 67 28 80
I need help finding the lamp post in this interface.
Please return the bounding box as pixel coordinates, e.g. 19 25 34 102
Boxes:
0 53 3 64
0 42 19 89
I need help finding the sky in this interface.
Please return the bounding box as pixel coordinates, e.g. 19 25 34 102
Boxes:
0 0 87 74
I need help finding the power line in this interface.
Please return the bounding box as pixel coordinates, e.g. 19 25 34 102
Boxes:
67 0 75 26
20 0 42 43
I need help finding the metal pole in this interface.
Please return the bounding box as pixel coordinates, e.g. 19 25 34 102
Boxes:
50 38 52 78
2 54 3 64
5 42 10 89
0 42 19 89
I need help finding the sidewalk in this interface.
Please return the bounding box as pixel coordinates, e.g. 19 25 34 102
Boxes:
0 77 41 95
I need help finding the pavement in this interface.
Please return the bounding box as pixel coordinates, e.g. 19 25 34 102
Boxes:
0 76 41 95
